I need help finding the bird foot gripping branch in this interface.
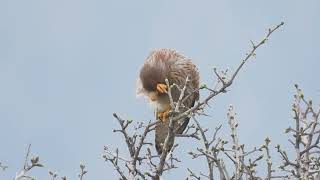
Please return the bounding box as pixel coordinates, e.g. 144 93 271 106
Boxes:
157 110 170 123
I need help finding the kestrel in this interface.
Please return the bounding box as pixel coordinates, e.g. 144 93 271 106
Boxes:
137 49 199 155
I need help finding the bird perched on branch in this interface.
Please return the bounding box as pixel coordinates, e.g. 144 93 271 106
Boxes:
137 49 199 155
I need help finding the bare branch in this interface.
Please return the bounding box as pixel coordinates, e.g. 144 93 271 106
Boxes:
78 163 87 180
14 144 44 180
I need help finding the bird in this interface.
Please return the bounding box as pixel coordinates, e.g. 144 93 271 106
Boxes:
137 48 199 155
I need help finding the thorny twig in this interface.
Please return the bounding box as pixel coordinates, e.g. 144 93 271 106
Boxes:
171 22 285 124
186 22 284 180
78 163 87 180
276 84 320 179
14 144 44 180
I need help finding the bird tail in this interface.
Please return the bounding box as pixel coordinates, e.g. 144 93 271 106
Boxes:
175 117 190 134
155 117 190 155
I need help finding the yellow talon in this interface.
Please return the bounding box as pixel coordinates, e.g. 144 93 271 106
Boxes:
156 83 167 94
157 110 170 123
157 112 162 120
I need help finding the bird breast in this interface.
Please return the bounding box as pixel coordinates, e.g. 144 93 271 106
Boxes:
149 96 170 112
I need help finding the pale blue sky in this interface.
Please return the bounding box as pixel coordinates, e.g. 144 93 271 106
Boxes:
0 0 319 179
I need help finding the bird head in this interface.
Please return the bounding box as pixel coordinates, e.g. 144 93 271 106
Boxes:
138 60 168 100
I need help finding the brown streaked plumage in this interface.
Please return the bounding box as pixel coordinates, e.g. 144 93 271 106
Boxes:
137 48 199 154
